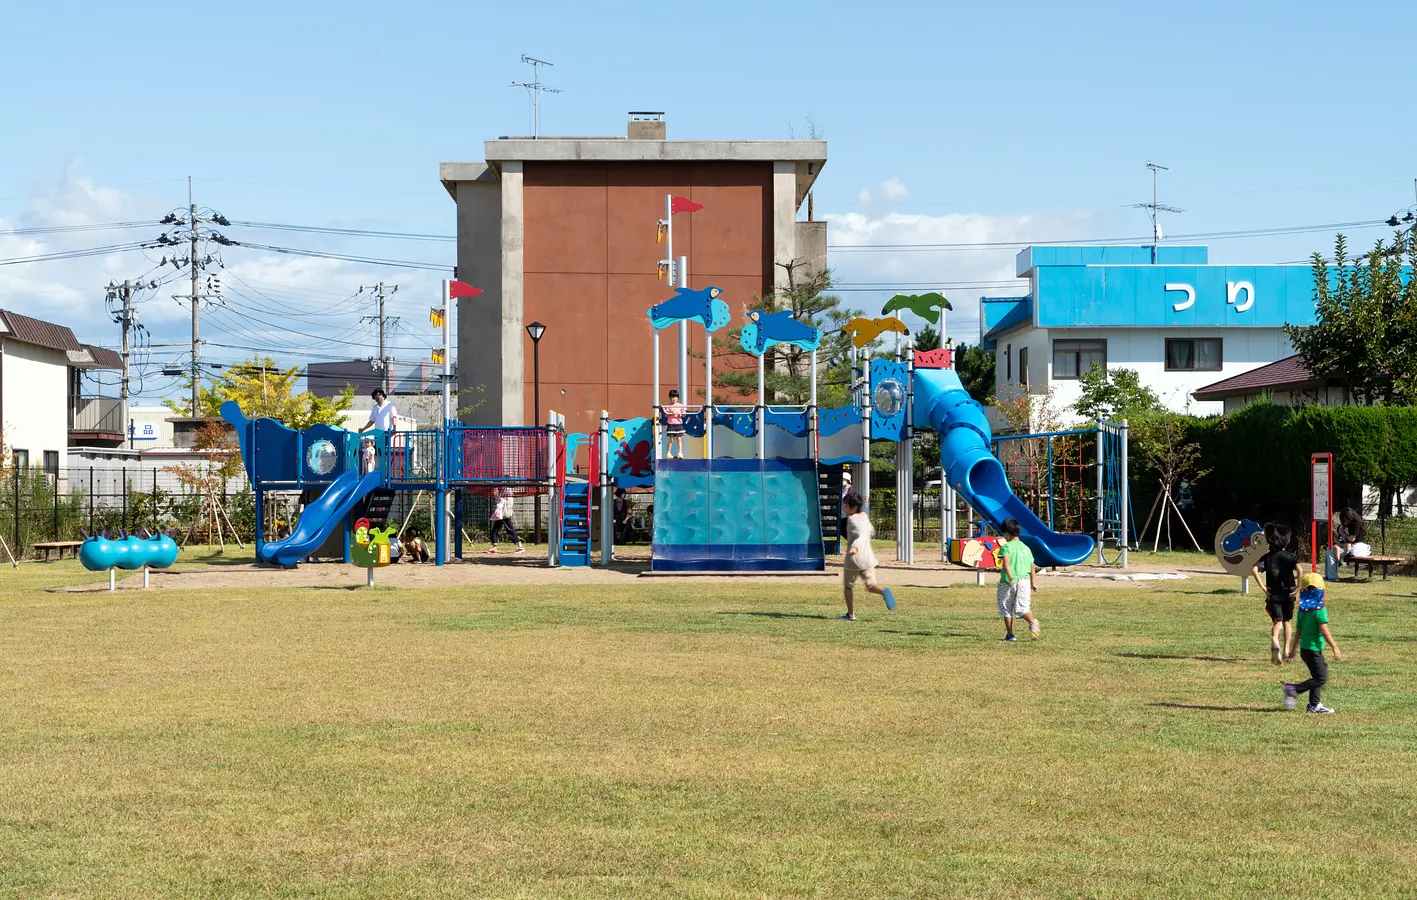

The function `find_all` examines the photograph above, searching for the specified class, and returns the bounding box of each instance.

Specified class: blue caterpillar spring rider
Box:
[78,529,181,590]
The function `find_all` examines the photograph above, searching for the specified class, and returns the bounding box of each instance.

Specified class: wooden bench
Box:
[1351,555,1404,581]
[32,540,83,562]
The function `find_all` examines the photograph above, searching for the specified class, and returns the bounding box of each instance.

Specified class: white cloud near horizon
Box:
[821,185,1099,343]
[1,165,447,404]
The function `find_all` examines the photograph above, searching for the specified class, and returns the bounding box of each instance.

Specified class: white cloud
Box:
[878,177,910,204]
[1,165,447,405]
[821,207,1099,344]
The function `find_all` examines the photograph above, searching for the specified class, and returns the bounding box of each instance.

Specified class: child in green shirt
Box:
[997,518,1040,642]
[1284,572,1344,713]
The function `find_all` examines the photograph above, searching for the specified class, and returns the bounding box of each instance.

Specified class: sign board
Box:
[1312,459,1330,521]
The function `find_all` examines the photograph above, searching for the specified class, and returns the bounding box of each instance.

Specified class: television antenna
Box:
[510,55,562,139]
[1128,162,1184,257]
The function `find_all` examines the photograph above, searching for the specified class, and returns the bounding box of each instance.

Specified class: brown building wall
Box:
[521,161,773,435]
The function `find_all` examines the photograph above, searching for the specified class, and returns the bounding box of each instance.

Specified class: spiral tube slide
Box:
[914,368,1095,568]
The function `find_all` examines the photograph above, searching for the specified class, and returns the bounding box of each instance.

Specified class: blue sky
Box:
[2,0,1414,402]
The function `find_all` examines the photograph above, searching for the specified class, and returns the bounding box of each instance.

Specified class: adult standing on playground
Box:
[358,389,398,475]
[359,389,398,435]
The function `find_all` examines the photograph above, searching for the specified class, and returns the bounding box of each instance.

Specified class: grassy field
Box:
[1,556,1415,898]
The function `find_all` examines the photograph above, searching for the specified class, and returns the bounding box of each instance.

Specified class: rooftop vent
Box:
[628,111,666,140]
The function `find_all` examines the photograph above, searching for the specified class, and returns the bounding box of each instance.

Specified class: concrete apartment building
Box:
[439,113,827,435]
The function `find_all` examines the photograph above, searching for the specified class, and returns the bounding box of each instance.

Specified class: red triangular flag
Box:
[448,281,483,299]
[670,196,703,214]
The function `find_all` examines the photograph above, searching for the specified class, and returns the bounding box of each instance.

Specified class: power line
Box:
[0,220,160,237]
[826,219,1388,252]
[227,220,455,242]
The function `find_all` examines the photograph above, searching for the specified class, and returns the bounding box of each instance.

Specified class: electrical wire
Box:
[228,220,456,242]
[0,220,159,237]
[826,220,1389,252]
[226,240,452,271]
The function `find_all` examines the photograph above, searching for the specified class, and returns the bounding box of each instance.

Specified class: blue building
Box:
[979,245,1320,421]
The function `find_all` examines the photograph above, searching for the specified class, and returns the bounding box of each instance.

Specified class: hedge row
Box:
[1131,403,1417,539]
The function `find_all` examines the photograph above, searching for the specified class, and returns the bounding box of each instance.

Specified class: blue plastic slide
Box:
[914,368,1095,567]
[259,469,384,568]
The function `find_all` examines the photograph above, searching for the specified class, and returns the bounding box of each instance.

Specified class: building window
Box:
[12,450,29,470]
[1019,347,1029,387]
[1005,344,1012,382]
[1052,339,1107,380]
[1165,338,1223,371]
[44,451,59,477]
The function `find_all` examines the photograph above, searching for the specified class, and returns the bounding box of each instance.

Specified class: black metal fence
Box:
[1,466,251,559]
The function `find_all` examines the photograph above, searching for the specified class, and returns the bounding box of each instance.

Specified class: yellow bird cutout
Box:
[656,221,667,244]
[429,307,446,328]
[657,261,669,281]
[432,349,445,365]
[843,316,910,349]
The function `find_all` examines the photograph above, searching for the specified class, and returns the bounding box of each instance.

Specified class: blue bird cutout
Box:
[1220,519,1264,554]
[647,286,731,332]
[738,309,821,356]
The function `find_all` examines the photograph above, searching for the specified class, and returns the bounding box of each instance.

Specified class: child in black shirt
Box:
[1255,525,1300,666]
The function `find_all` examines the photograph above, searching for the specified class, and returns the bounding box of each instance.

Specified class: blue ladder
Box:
[559,482,592,567]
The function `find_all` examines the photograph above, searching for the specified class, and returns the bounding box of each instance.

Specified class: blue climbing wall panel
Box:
[651,458,824,572]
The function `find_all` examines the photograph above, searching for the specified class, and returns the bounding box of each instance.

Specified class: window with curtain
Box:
[1165,338,1222,371]
[1052,339,1107,380]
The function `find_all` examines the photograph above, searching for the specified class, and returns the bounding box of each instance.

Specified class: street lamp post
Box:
[526,322,546,545]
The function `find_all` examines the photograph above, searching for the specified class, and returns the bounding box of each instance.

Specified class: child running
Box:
[663,390,687,459]
[487,488,525,554]
[840,492,895,621]
[1284,573,1343,713]
[1256,524,1300,665]
[997,518,1040,641]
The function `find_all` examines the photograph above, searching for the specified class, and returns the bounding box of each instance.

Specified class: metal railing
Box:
[69,395,124,434]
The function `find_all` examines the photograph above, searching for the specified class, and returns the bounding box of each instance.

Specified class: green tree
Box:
[711,263,864,410]
[1284,232,1417,405]
[954,344,995,403]
[165,357,355,429]
[913,324,940,352]
[1073,366,1162,421]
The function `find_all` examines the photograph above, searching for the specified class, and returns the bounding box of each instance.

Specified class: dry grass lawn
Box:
[1,551,1415,897]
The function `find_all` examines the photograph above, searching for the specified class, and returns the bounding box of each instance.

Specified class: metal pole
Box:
[653,329,661,460]
[1095,416,1105,565]
[88,466,94,535]
[600,410,612,567]
[1120,419,1130,569]
[756,352,766,459]
[809,348,818,461]
[189,187,201,415]
[861,357,872,503]
[53,468,59,541]
[533,338,542,546]
[677,253,688,401]
[705,313,714,460]
[546,409,558,567]
[441,279,453,562]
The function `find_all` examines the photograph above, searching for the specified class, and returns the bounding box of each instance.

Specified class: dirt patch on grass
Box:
[61,549,1206,592]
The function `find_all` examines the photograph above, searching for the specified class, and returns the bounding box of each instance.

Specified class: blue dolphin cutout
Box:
[739,309,821,356]
[648,286,731,332]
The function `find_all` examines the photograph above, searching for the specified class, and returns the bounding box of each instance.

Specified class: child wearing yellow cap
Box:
[1283,573,1345,713]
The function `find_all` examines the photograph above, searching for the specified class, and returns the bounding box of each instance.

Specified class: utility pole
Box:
[361,282,399,394]
[189,178,200,415]
[120,280,133,444]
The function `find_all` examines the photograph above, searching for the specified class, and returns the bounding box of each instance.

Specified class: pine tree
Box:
[709,263,865,410]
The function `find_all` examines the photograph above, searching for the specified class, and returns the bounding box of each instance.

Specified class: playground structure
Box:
[220,193,1129,573]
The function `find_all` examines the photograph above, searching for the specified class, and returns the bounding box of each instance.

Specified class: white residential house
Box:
[1,309,124,481]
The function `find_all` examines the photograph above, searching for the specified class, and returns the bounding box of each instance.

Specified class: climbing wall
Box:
[651,458,825,572]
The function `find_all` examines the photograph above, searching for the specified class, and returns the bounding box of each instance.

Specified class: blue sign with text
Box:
[1034,264,1319,329]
